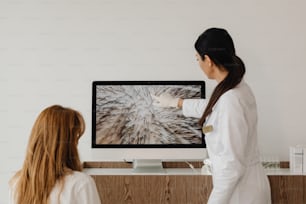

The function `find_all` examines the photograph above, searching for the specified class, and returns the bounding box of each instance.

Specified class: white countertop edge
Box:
[83,168,305,176]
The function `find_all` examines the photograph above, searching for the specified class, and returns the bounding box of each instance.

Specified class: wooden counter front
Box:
[84,162,306,204]
[92,174,212,204]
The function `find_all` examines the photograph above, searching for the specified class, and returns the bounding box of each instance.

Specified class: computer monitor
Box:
[92,80,206,148]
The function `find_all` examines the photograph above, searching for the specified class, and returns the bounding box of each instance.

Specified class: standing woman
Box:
[9,105,101,204]
[154,28,271,204]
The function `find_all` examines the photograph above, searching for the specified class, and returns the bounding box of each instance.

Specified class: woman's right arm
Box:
[181,99,208,118]
[151,93,208,118]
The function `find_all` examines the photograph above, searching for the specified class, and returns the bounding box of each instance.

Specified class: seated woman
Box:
[9,105,101,204]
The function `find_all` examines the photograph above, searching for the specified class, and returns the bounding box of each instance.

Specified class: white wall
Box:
[1,0,306,203]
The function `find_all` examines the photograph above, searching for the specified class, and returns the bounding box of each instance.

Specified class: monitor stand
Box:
[132,159,165,174]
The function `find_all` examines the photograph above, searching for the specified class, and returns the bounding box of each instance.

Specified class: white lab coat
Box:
[183,81,271,204]
[9,171,101,204]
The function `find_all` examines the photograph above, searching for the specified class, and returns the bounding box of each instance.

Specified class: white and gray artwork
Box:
[95,85,202,145]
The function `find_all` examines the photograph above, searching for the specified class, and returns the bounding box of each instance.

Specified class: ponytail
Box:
[199,55,245,126]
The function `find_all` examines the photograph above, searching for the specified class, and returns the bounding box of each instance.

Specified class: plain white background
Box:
[1,0,306,203]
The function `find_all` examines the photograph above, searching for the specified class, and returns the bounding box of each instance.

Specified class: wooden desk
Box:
[83,162,306,204]
[85,168,212,204]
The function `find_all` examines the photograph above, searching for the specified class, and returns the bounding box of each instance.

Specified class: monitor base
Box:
[132,159,165,174]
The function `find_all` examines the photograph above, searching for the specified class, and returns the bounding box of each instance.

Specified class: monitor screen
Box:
[92,81,206,148]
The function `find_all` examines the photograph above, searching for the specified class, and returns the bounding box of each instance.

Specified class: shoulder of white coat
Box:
[218,82,247,105]
[219,81,256,110]
[218,90,241,110]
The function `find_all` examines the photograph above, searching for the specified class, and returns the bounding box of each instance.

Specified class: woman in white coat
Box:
[155,28,271,204]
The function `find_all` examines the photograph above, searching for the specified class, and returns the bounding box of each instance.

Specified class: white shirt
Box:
[183,81,271,204]
[10,171,101,204]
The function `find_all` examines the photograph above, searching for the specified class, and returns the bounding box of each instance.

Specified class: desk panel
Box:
[92,175,212,204]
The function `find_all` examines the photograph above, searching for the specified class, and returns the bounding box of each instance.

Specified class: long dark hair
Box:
[195,28,246,126]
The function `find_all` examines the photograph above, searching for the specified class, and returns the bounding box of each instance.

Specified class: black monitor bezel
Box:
[92,80,206,148]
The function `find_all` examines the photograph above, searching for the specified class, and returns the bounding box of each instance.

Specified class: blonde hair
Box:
[11,105,85,204]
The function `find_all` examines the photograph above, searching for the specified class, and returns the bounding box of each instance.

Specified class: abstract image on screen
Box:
[94,84,203,146]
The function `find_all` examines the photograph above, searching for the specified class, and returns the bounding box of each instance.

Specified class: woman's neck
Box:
[215,68,228,83]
